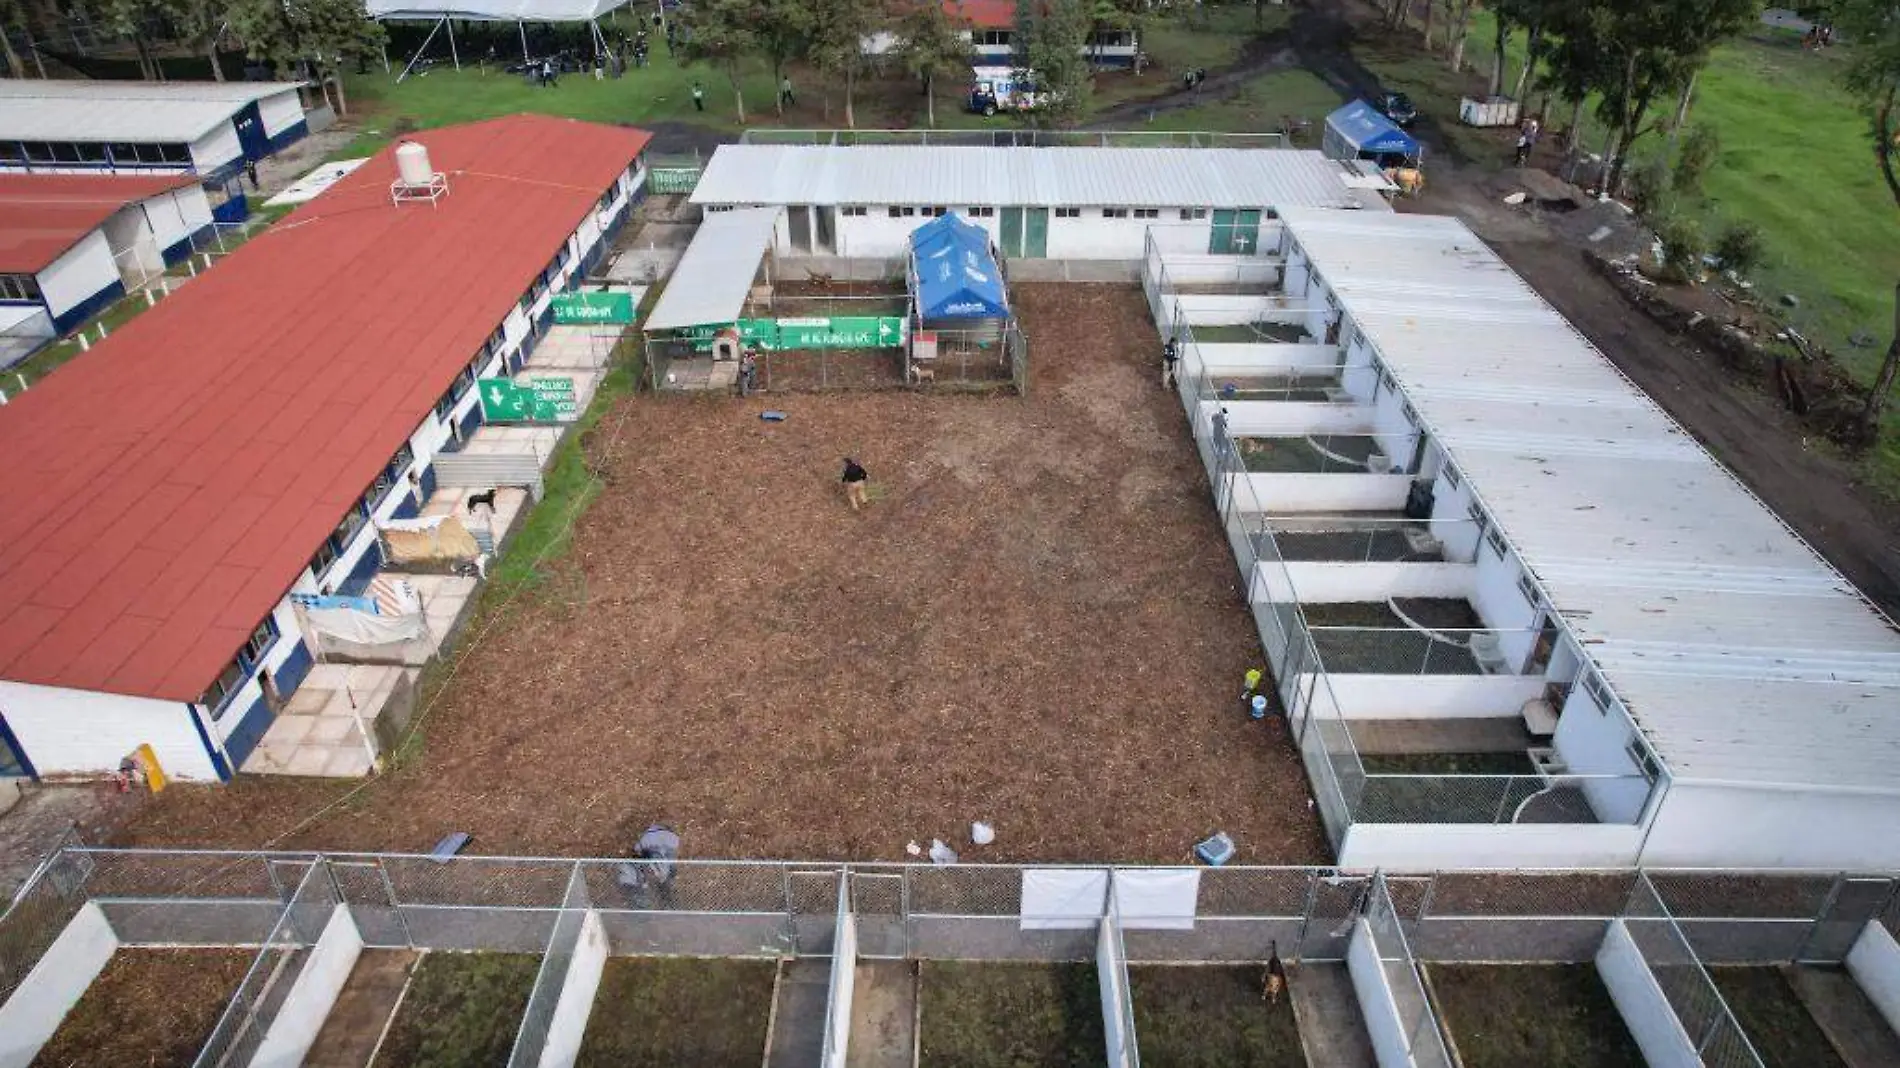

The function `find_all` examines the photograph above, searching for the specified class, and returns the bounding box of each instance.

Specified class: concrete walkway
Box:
[243,663,416,778]
[767,958,831,1068]
[846,960,916,1068]
[1290,961,1376,1068]
[1785,964,1900,1068]
[304,950,418,1068]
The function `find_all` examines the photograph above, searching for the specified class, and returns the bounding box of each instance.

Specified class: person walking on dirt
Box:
[1162,338,1179,389]
[1512,129,1531,167]
[739,348,758,396]
[841,457,870,511]
[616,824,681,908]
[780,76,796,108]
[691,81,705,111]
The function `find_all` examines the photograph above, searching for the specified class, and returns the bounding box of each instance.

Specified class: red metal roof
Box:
[0,172,199,274]
[0,115,651,702]
[947,0,1015,28]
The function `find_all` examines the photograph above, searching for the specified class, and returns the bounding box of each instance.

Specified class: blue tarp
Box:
[1325,100,1421,157]
[910,213,1008,320]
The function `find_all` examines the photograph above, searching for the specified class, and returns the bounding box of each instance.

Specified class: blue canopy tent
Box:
[909,213,1008,321]
[1322,100,1422,168]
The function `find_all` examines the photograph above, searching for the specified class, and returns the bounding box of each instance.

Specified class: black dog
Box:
[466,489,498,514]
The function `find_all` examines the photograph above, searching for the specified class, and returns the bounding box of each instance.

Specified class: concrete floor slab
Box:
[304,949,419,1068]
[767,958,832,1068]
[846,960,916,1068]
[1785,964,1900,1068]
[1289,961,1375,1068]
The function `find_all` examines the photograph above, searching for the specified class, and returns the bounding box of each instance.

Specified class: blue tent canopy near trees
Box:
[909,213,1009,320]
[1322,100,1422,165]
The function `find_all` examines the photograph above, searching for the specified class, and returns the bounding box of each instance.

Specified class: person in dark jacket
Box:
[841,457,869,510]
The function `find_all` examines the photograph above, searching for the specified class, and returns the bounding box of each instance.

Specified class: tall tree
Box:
[678,0,762,123]
[229,0,384,113]
[1020,0,1091,126]
[88,0,163,79]
[807,0,880,128]
[893,0,971,128]
[1837,0,1900,437]
[756,0,813,118]
[165,0,229,81]
[0,0,27,78]
[1442,0,1479,73]
[1489,0,1553,99]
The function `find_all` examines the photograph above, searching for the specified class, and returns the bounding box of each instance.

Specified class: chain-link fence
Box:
[13,849,1900,1068]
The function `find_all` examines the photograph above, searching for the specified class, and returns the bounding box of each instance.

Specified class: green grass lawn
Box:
[1139,68,1344,136]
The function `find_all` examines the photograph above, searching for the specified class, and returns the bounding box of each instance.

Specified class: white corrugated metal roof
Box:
[690,145,1369,210]
[643,208,781,331]
[0,80,305,142]
[1278,207,1900,792]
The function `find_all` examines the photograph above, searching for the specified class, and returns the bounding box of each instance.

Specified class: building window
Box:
[888,206,916,218]
[1517,570,1541,608]
[1465,501,1488,536]
[1102,207,1129,219]
[1400,401,1417,427]
[841,205,867,216]
[1132,208,1159,219]
[240,616,280,668]
[1485,526,1508,559]
[1179,208,1208,221]
[704,204,733,213]
[155,143,190,164]
[0,274,42,303]
[309,539,339,579]
[1625,737,1660,782]
[966,206,994,217]
[975,29,1010,46]
[1054,207,1080,218]
[201,656,248,716]
[1581,670,1613,713]
[921,206,946,217]
[331,503,368,558]
[22,141,52,163]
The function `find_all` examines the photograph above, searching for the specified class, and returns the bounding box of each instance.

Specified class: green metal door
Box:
[1000,207,1024,257]
[1024,207,1048,257]
[1232,209,1263,255]
[1209,209,1236,254]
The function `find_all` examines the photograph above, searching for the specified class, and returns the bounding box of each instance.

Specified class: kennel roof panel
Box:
[0,115,651,702]
[0,80,306,142]
[644,207,781,332]
[690,145,1368,211]
[1279,206,1900,792]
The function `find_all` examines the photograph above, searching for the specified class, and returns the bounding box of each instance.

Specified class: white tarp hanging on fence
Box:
[302,608,428,648]
[1111,869,1200,930]
[1020,869,1109,930]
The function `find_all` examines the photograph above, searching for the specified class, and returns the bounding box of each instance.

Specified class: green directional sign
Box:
[774,316,906,350]
[552,290,635,325]
[478,376,580,422]
[684,320,778,351]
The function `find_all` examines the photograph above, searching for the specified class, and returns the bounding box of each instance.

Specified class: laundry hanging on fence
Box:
[378,515,481,564]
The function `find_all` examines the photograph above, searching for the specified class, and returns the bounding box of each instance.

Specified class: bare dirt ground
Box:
[112,284,1328,865]
[30,948,254,1068]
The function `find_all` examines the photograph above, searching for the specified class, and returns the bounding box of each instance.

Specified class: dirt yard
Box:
[113,284,1327,865]
[30,948,254,1068]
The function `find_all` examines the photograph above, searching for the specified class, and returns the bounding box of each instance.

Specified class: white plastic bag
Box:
[971,821,996,846]
[929,839,959,865]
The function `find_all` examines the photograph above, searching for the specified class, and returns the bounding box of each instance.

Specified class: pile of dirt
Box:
[1547,198,1654,262]
[1584,252,1873,449]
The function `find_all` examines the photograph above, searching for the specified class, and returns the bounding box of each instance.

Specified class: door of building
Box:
[1023,207,1049,257]
[1000,207,1024,256]
[814,206,836,253]
[233,102,269,160]
[1208,209,1264,254]
[787,206,813,253]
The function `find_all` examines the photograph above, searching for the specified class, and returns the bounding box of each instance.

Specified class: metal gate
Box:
[787,868,843,956]
[851,871,907,958]
[329,859,411,947]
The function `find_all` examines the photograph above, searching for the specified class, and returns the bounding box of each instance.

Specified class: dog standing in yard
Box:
[1264,940,1287,1005]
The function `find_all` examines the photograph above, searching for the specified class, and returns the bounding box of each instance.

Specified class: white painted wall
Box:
[1641,782,1900,869]
[141,185,213,251]
[100,205,163,284]
[1347,919,1412,1068]
[1177,294,1281,326]
[1466,539,1539,667]
[191,122,243,173]
[258,90,307,138]
[1231,472,1414,512]
[1596,920,1699,1068]
[1320,675,1548,719]
[250,904,364,1068]
[1846,921,1900,1037]
[36,229,118,319]
[1424,470,1480,564]
[1148,223,1215,254]
[1152,254,1282,287]
[1339,822,1643,871]
[1198,342,1342,376]
[0,679,216,779]
[0,902,119,1068]
[1097,915,1134,1068]
[1551,684,1652,824]
[537,911,608,1068]
[822,908,858,1068]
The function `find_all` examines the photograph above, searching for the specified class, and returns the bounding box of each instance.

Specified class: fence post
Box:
[377,860,415,949]
[1797,873,1848,962]
[1293,870,1320,957]
[1491,779,1514,824]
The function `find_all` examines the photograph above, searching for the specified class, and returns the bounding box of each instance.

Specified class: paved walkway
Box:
[244,663,416,778]
[1289,961,1376,1068]
[1786,964,1900,1068]
[767,958,831,1068]
[304,949,418,1068]
[846,960,916,1068]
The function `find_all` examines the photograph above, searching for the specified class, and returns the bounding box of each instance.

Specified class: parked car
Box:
[969,67,1044,116]
[1376,91,1417,128]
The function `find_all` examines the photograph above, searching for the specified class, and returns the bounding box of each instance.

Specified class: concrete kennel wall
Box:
[1347,919,1413,1068]
[822,904,857,1068]
[1157,256,1282,287]
[1318,674,1548,720]
[1176,294,1281,326]
[1230,472,1414,513]
[250,904,364,1068]
[1551,684,1653,825]
[1596,920,1700,1068]
[1846,921,1900,1037]
[1098,915,1135,1068]
[1267,561,1473,603]
[537,911,607,1068]
[37,229,117,320]
[1339,822,1642,871]
[1198,342,1342,376]
[0,902,119,1068]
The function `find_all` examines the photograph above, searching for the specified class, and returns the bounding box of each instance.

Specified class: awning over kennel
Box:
[644,208,782,332]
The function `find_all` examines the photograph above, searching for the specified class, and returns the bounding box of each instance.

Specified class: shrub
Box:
[1672,123,1721,197]
[1712,221,1766,277]
[1653,214,1706,283]
[1626,159,1670,218]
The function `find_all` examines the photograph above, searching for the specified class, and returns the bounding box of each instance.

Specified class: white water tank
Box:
[395,141,433,186]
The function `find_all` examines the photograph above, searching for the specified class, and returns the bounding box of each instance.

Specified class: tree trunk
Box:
[133,35,154,80]
[208,38,225,81]
[331,68,348,115]
[0,26,21,79]
[730,62,747,124]
[1564,94,1585,154]
[925,69,935,127]
[1660,71,1697,169]
[1488,17,1506,97]
[1447,3,1470,71]
[844,64,855,128]
[1513,26,1541,100]
[24,25,42,77]
[1421,0,1434,51]
[1860,283,1900,439]
[772,58,784,116]
[1387,0,1409,30]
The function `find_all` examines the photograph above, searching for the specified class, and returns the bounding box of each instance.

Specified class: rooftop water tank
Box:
[395,141,433,186]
